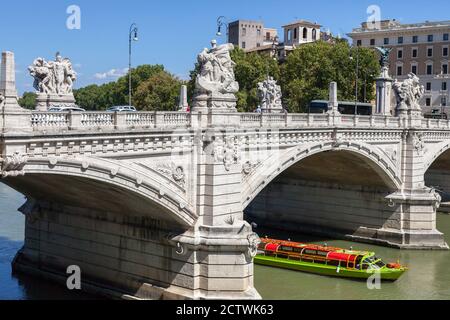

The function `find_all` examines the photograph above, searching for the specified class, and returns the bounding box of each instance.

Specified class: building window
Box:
[398,36,404,44]
[398,49,403,59]
[426,98,431,106]
[428,34,434,42]
[442,97,447,106]
[257,29,261,37]
[428,47,433,57]
[412,65,417,75]
[294,28,297,39]
[427,64,433,75]
[444,33,449,41]
[426,82,432,91]
[397,66,403,76]
[242,28,246,36]
[266,32,271,41]
[357,40,362,46]
[443,82,448,91]
[413,35,418,43]
[303,28,308,39]
[256,43,261,47]
[242,42,246,49]
[443,47,449,57]
[384,38,389,45]
[412,48,418,58]
[370,39,375,46]
[312,29,317,40]
[443,64,449,74]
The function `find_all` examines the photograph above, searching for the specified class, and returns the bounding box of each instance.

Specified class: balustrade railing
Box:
[30,110,437,132]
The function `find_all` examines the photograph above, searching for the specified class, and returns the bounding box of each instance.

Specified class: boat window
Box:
[317,251,328,257]
[293,247,303,253]
[374,259,386,268]
[280,246,293,252]
[303,250,317,255]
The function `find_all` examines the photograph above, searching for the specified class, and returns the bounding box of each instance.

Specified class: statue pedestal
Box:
[191,94,239,128]
[376,76,394,116]
[35,93,76,111]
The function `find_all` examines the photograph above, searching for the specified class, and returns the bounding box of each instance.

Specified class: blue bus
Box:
[308,100,373,116]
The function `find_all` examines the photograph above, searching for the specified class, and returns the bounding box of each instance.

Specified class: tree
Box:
[18,92,37,110]
[280,40,380,113]
[73,64,171,111]
[133,71,183,111]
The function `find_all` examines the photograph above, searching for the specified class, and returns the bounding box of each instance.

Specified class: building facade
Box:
[348,20,450,114]
[278,20,322,61]
[228,20,278,51]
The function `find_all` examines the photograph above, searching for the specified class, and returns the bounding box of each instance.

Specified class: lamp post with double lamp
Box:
[128,23,139,108]
[216,16,229,39]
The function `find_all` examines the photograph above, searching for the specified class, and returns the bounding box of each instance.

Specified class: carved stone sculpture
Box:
[192,40,239,112]
[1,152,28,178]
[28,52,78,111]
[393,73,424,115]
[257,76,284,113]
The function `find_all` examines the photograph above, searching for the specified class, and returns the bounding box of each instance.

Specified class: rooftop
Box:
[282,20,322,28]
[350,19,450,34]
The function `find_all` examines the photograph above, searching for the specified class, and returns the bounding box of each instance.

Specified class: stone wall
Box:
[245,177,398,240]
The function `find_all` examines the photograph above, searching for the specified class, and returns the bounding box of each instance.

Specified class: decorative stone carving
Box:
[156,163,186,188]
[1,152,28,178]
[247,233,261,259]
[413,133,425,155]
[213,136,240,171]
[257,76,283,113]
[192,40,239,112]
[242,160,262,175]
[393,73,424,114]
[28,52,78,111]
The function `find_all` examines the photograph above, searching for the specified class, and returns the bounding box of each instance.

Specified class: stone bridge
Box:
[1,50,450,300]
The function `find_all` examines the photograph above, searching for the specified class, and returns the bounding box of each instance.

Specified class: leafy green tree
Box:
[281,40,380,113]
[134,71,183,111]
[18,92,37,110]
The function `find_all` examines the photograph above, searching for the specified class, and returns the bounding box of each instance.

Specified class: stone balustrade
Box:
[30,110,443,132]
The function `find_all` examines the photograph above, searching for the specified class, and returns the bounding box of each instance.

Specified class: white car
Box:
[48,106,86,112]
[107,106,137,112]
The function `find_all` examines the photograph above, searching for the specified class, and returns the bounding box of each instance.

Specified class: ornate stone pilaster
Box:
[375,67,394,116]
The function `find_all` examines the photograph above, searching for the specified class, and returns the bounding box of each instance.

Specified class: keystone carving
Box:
[242,160,262,175]
[1,152,28,178]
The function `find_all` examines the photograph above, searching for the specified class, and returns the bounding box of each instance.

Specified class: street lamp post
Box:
[216,16,229,39]
[128,23,139,107]
[354,46,360,115]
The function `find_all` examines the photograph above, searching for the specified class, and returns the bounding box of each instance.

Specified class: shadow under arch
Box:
[425,146,450,203]
[242,141,401,209]
[244,144,401,241]
[2,156,197,228]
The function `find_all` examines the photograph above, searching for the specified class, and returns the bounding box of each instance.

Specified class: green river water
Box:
[0,183,449,300]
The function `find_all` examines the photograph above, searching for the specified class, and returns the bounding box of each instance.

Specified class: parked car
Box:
[48,106,86,112]
[107,106,137,112]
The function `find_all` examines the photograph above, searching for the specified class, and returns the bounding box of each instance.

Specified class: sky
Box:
[0,0,449,95]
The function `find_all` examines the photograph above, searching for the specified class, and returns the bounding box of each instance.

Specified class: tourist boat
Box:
[255,238,407,281]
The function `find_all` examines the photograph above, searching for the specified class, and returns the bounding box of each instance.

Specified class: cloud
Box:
[94,68,129,80]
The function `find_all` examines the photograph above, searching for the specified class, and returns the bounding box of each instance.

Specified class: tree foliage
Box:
[281,40,380,113]
[18,92,37,110]
[134,71,182,111]
[73,64,181,111]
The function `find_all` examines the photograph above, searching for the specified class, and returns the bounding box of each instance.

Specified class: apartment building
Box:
[228,20,278,51]
[348,20,450,112]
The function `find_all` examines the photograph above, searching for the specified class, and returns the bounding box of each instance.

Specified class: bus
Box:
[308,100,373,116]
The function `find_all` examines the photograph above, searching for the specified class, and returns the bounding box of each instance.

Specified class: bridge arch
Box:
[3,156,197,227]
[242,141,401,209]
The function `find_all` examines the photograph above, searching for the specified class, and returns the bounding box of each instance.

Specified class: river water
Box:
[0,183,449,300]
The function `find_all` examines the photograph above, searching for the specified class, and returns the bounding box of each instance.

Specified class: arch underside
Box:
[245,149,400,239]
